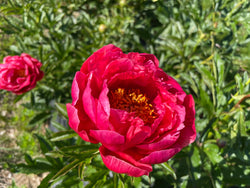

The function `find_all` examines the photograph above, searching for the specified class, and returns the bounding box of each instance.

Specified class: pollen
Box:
[109,88,158,125]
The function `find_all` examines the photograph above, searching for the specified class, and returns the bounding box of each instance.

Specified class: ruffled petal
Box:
[71,71,87,106]
[99,146,152,177]
[137,131,180,151]
[66,103,98,143]
[80,44,124,75]
[90,130,125,151]
[83,73,98,124]
[140,53,159,67]
[172,95,196,148]
[103,58,134,79]
[96,80,110,130]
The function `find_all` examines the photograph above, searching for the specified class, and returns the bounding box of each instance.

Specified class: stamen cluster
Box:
[109,88,158,125]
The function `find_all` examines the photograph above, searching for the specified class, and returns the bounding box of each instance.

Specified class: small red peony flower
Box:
[0,53,44,95]
[67,44,196,177]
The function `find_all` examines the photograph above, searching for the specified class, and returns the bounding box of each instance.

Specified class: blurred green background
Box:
[0,0,249,187]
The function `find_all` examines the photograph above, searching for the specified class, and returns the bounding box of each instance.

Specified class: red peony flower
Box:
[66,44,196,177]
[0,53,44,95]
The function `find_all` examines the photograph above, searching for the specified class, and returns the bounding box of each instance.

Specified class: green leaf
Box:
[160,163,177,180]
[50,130,77,142]
[55,102,68,119]
[204,143,223,164]
[199,85,214,118]
[235,74,244,94]
[51,120,67,131]
[45,151,64,158]
[34,134,53,154]
[237,110,247,137]
[194,62,215,83]
[60,144,100,153]
[38,173,55,188]
[29,112,51,126]
[16,162,55,174]
[85,169,109,188]
[50,159,81,182]
[62,149,99,160]
[14,93,25,103]
[24,154,34,166]
[215,54,225,87]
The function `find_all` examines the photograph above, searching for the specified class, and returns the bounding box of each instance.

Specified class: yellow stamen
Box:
[109,88,158,125]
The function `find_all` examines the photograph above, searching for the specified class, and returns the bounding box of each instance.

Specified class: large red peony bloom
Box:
[66,44,196,177]
[0,53,44,94]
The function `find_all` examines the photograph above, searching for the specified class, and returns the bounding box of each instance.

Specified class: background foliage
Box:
[0,0,249,187]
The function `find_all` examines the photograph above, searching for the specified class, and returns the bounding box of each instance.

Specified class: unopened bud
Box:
[98,24,106,33]
[119,0,126,6]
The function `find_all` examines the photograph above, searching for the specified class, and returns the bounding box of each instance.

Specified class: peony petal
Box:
[66,103,98,143]
[90,130,125,151]
[140,53,159,67]
[71,71,87,106]
[99,146,152,177]
[108,71,158,99]
[109,109,133,135]
[80,44,124,75]
[137,131,180,151]
[82,73,98,124]
[96,80,110,130]
[172,94,196,148]
[139,147,181,164]
[174,104,186,125]
[125,126,151,149]
[103,58,134,79]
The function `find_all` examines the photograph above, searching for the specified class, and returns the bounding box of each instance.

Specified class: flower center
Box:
[16,69,26,77]
[109,88,158,125]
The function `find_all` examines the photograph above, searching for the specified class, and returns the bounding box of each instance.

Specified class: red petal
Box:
[82,73,98,124]
[103,58,134,79]
[96,80,110,130]
[90,130,125,151]
[80,44,124,75]
[137,131,180,151]
[71,71,87,106]
[99,146,152,177]
[66,103,98,143]
[174,94,196,147]
[139,148,181,164]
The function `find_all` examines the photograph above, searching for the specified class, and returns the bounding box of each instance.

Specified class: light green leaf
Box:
[50,130,76,142]
[160,163,177,180]
[55,102,68,119]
